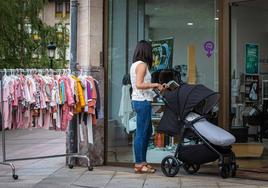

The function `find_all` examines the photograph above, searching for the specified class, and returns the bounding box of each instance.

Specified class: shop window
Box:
[230,0,268,171]
[107,0,219,164]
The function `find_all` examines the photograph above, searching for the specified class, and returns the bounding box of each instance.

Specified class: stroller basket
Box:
[178,144,218,165]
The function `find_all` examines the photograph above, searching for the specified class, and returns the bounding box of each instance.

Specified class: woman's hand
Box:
[156,83,163,91]
[162,83,168,90]
[151,83,167,92]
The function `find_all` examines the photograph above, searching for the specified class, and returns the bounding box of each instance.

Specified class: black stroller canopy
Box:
[158,83,220,136]
[166,84,220,120]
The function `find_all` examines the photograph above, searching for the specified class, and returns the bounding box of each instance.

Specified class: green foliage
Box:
[0,0,69,69]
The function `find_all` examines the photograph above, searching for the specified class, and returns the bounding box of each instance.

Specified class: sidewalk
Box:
[0,129,268,188]
[1,163,268,188]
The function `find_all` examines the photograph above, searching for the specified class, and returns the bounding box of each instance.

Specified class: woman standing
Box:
[130,40,165,173]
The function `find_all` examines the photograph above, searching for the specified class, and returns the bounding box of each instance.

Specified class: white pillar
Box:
[77,0,103,68]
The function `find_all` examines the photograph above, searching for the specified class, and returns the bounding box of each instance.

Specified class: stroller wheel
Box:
[219,166,229,179]
[230,163,237,177]
[230,152,237,177]
[183,163,200,174]
[161,155,180,177]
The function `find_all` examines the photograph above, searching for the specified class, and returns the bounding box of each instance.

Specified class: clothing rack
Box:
[0,69,96,180]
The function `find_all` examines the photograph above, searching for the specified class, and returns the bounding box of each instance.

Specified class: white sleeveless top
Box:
[130,61,155,101]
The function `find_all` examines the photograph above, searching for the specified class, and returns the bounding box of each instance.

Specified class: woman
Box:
[130,40,165,173]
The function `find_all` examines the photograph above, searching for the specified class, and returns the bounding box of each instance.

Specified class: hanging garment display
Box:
[0,69,99,144]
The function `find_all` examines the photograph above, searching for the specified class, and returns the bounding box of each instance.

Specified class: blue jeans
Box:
[132,100,152,164]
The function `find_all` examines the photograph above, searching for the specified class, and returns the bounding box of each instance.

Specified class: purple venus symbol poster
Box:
[204,41,214,58]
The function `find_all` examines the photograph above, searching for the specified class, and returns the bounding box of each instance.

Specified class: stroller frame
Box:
[161,115,237,178]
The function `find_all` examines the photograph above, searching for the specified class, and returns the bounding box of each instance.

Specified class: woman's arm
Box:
[135,63,163,90]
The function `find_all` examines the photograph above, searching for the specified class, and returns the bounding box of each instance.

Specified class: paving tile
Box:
[181,182,218,187]
[114,171,145,179]
[31,167,85,188]
[181,186,218,188]
[0,174,44,187]
[0,183,35,188]
[105,172,145,188]
[219,186,258,188]
[0,167,13,176]
[144,175,180,188]
[180,173,217,187]
[88,168,116,175]
[218,182,259,188]
[49,167,87,177]
[72,170,114,188]
[105,179,144,188]
[33,183,72,188]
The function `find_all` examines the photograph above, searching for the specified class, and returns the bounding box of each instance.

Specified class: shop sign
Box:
[203,41,214,58]
[245,74,259,102]
[245,43,259,74]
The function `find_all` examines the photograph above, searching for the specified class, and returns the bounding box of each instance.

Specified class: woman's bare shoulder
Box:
[136,61,147,68]
[135,62,147,74]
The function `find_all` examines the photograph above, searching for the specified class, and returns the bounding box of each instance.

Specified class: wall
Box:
[90,0,103,67]
[42,2,69,26]
[77,0,90,67]
[77,0,103,68]
[77,0,104,165]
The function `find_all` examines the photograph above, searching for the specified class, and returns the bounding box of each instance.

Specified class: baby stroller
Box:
[155,83,237,178]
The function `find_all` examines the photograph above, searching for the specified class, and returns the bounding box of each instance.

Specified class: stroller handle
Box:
[153,88,168,104]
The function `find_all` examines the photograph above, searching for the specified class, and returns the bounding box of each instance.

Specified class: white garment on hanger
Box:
[118,84,133,134]
[79,123,84,142]
[55,104,61,129]
[87,114,93,144]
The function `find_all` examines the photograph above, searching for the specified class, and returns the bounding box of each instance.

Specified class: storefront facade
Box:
[103,0,227,164]
[102,0,268,176]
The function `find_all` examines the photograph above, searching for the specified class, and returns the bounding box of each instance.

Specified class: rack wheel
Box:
[183,163,200,174]
[161,155,180,177]
[68,165,74,169]
[219,166,229,179]
[13,175,18,180]
[88,166,93,171]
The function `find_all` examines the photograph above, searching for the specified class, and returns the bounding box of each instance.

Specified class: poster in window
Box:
[245,74,259,102]
[151,38,174,73]
[245,43,259,74]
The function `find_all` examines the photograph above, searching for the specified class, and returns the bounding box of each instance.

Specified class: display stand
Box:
[0,70,93,180]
